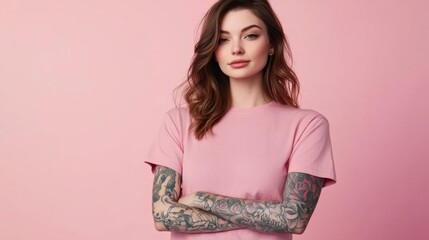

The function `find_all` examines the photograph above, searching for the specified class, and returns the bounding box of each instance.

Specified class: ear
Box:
[269,44,274,55]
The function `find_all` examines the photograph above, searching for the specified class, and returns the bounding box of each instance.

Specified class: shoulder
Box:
[270,102,329,124]
[165,106,190,120]
[162,105,192,131]
[165,105,189,118]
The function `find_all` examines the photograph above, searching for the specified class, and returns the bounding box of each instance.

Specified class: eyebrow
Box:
[220,24,262,34]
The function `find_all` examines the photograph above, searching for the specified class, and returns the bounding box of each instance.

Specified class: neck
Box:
[229,73,269,108]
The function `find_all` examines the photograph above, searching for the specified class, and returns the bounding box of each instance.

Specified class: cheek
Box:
[252,42,270,59]
[251,43,270,69]
[214,48,225,64]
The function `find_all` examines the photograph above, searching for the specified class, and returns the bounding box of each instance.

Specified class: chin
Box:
[225,74,249,80]
[222,66,265,80]
[225,71,263,81]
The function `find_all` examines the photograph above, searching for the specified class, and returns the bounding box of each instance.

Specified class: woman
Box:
[145,0,336,239]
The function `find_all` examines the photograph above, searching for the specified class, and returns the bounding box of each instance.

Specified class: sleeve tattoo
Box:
[151,166,241,232]
[191,172,325,234]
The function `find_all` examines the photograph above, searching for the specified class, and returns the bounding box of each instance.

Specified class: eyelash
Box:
[246,33,259,39]
[218,33,260,44]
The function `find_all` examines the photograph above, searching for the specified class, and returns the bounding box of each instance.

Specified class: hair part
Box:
[174,0,300,140]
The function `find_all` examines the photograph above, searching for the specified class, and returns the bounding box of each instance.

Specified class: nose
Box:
[231,39,244,55]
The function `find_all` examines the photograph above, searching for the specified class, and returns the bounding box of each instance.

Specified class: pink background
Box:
[1,0,428,239]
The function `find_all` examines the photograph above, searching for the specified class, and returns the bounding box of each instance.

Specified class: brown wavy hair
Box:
[174,0,300,140]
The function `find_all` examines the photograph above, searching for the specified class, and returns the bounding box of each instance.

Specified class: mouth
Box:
[229,60,250,68]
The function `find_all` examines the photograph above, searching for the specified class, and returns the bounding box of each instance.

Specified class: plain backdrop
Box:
[1,0,428,239]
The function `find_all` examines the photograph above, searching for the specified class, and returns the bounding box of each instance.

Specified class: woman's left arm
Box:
[179,172,324,234]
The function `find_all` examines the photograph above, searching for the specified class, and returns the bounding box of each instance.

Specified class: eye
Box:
[245,33,259,39]
[218,38,228,44]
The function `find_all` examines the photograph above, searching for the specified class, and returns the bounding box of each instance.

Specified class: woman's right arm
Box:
[152,165,242,232]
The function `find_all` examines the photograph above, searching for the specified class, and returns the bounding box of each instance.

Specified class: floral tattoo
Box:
[152,166,241,232]
[192,172,324,233]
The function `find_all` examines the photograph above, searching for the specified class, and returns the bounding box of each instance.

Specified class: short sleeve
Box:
[288,115,337,187]
[144,110,183,175]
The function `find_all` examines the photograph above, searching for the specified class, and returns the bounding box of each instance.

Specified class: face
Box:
[214,9,273,82]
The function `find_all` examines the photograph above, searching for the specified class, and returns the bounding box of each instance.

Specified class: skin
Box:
[179,172,325,234]
[215,8,274,108]
[151,165,243,232]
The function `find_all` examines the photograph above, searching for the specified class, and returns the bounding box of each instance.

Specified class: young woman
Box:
[145,0,336,239]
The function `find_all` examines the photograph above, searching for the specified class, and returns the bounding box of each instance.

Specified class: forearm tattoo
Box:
[152,166,240,232]
[193,172,324,233]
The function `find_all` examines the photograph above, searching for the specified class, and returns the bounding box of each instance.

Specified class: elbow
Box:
[290,223,308,235]
[152,207,169,231]
[152,210,170,231]
[292,228,305,235]
[288,215,311,234]
[154,222,168,231]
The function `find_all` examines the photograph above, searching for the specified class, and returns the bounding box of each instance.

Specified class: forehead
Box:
[220,8,266,32]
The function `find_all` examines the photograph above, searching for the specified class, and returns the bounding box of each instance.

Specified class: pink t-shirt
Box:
[145,100,336,240]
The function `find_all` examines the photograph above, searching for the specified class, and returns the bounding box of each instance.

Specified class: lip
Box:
[229,60,250,68]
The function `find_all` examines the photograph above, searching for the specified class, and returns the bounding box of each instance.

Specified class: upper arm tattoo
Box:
[282,172,324,232]
[152,166,239,232]
[152,166,179,203]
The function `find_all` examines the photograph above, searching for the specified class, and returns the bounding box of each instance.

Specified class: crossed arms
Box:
[151,165,324,234]
[151,166,242,232]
